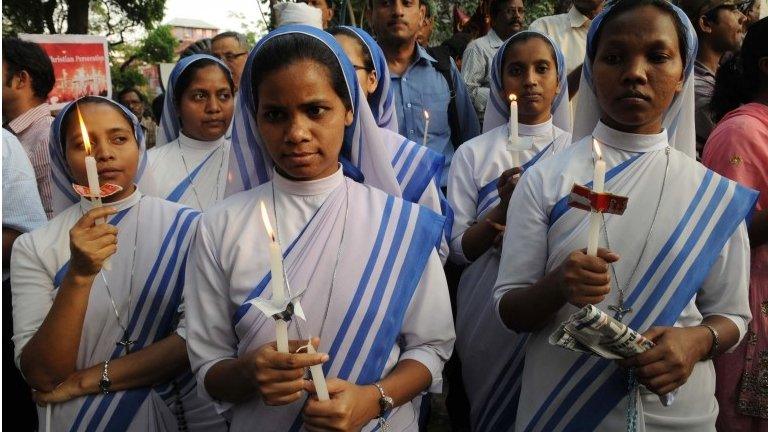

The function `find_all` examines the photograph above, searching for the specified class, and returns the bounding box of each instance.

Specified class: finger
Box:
[578,255,610,273]
[486,220,505,231]
[642,373,680,395]
[635,360,672,380]
[596,247,620,263]
[304,378,346,396]
[574,269,611,286]
[572,282,611,297]
[259,368,305,384]
[303,398,338,417]
[90,234,118,249]
[87,223,119,238]
[94,244,118,260]
[624,345,666,368]
[76,207,118,228]
[272,352,329,370]
[262,379,306,397]
[642,327,667,342]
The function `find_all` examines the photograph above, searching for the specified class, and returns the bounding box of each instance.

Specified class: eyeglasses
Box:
[216,52,248,63]
[352,65,373,72]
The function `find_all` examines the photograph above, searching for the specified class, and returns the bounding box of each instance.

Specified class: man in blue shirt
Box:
[369,0,480,187]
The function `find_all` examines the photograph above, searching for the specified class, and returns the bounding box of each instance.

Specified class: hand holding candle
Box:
[422,110,430,148]
[587,140,606,256]
[303,337,330,401]
[260,201,290,353]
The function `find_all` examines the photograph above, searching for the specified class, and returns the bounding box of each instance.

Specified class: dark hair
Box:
[2,38,56,100]
[151,94,165,123]
[212,31,249,49]
[60,96,136,152]
[441,32,473,60]
[490,0,515,19]
[117,87,147,103]
[710,17,768,121]
[327,27,374,71]
[173,59,235,107]
[180,38,212,58]
[501,33,558,71]
[590,0,689,69]
[250,33,351,111]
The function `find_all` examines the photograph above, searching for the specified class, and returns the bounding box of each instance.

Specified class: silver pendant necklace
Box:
[270,175,349,342]
[85,196,142,355]
[595,146,671,322]
[177,136,226,210]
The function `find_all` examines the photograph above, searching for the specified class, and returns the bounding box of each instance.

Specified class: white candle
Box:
[508,94,520,167]
[77,105,110,270]
[422,110,430,148]
[76,106,104,220]
[305,337,330,401]
[260,201,289,353]
[46,404,51,432]
[587,140,606,256]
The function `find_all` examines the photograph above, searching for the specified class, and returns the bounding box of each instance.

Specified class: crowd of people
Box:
[2,0,766,431]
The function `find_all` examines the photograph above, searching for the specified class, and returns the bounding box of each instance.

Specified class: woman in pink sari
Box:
[703,17,768,432]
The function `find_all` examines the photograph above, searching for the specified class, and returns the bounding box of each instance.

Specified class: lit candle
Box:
[77,105,110,270]
[76,105,104,221]
[260,202,289,353]
[507,94,520,168]
[305,337,330,401]
[587,140,606,256]
[422,110,430,148]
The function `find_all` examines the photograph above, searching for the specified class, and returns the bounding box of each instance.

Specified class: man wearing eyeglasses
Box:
[211,31,251,91]
[679,0,749,158]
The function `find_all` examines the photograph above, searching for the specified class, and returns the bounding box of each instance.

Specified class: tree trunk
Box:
[65,0,89,33]
[43,0,58,33]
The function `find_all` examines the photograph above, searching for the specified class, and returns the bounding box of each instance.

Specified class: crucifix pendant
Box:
[609,304,633,322]
[117,331,136,354]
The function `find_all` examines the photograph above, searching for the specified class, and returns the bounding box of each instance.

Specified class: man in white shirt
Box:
[461,0,525,121]
[529,0,603,97]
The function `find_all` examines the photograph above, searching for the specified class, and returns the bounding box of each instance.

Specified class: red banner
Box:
[19,34,111,110]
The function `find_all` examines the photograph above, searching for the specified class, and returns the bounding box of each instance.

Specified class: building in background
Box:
[166,18,219,54]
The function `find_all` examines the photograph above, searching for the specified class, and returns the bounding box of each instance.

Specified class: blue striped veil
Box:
[573,0,698,157]
[226,24,401,197]
[337,26,399,132]
[48,96,153,215]
[482,30,571,133]
[156,54,233,146]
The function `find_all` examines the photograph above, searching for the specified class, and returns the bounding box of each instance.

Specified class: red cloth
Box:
[703,102,768,430]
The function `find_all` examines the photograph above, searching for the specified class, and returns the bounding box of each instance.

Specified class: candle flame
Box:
[509,94,517,102]
[75,104,92,155]
[593,139,603,160]
[260,201,275,241]
[424,110,429,120]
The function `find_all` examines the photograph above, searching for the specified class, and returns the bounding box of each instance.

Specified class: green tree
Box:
[3,0,165,36]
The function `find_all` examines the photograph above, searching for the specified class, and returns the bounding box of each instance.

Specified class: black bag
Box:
[426,46,463,151]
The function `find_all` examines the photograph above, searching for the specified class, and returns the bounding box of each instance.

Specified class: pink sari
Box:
[703,102,768,431]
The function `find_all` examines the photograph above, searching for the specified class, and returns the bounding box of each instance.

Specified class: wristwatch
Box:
[373,382,393,429]
[702,324,720,360]
[99,360,112,394]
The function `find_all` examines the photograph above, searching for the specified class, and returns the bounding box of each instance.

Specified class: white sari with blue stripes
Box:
[447,119,570,431]
[383,127,450,263]
[185,170,455,432]
[146,133,230,211]
[494,122,756,432]
[10,191,228,431]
